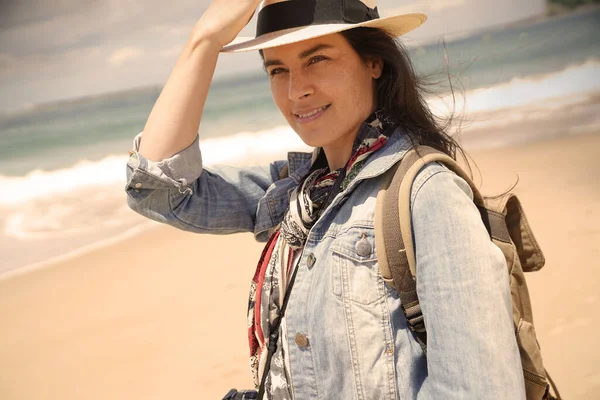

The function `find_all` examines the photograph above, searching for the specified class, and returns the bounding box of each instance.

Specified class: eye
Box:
[308,55,327,65]
[268,67,287,77]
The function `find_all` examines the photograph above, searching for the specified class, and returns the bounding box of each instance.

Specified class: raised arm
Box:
[138,0,262,161]
[411,163,526,399]
[126,0,293,237]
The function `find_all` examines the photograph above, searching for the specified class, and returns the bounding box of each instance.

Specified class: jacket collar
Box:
[350,127,412,183]
[284,127,412,186]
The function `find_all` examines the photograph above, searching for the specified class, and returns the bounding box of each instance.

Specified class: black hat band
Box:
[256,0,380,38]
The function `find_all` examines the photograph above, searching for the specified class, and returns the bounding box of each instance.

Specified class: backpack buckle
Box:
[402,302,426,333]
[401,302,428,355]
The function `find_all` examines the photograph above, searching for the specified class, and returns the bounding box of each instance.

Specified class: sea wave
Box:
[0,126,307,208]
[1,59,599,209]
[428,58,600,116]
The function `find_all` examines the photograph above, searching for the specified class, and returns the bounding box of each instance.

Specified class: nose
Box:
[288,70,314,101]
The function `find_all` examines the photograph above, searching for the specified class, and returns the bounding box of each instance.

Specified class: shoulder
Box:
[409,160,494,268]
[410,161,474,210]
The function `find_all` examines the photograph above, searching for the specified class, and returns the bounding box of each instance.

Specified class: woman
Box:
[125,0,526,398]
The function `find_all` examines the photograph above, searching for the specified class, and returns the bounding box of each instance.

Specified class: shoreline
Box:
[3,126,599,279]
[0,220,158,282]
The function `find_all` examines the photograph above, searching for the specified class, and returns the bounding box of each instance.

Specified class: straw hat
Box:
[221,0,427,52]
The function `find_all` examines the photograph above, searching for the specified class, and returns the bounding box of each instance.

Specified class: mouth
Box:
[293,104,330,124]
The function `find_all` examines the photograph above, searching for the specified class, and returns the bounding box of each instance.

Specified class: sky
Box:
[0,0,547,112]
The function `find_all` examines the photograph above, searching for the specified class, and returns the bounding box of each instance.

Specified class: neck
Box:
[321,122,365,170]
[323,108,381,170]
[322,140,355,171]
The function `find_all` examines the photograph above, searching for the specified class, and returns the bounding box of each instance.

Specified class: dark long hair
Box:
[340,27,468,164]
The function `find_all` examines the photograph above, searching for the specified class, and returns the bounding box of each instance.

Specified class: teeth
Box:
[298,106,326,119]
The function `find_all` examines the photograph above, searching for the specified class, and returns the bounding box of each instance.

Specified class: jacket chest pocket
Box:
[330,227,385,306]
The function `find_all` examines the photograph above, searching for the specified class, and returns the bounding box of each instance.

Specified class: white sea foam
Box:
[428,59,600,116]
[199,126,310,166]
[0,126,308,208]
[0,155,129,207]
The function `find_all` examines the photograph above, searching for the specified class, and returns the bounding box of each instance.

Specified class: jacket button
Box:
[306,253,316,268]
[294,333,309,348]
[355,233,372,257]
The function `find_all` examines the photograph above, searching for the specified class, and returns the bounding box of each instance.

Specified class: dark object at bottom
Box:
[222,389,258,400]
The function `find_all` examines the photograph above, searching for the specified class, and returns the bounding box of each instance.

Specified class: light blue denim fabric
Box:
[125,129,526,399]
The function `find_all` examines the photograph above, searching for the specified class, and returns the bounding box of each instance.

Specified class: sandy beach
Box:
[1,132,599,399]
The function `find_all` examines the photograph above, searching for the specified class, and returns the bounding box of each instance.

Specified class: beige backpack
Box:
[374,146,562,400]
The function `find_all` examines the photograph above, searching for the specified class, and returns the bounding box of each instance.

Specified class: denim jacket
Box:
[125,129,526,399]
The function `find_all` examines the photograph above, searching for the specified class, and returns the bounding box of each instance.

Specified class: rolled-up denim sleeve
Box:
[125,132,285,234]
[411,163,525,399]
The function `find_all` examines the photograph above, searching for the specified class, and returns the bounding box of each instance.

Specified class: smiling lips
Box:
[294,105,330,123]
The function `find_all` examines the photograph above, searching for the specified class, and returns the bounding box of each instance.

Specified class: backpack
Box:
[374,145,562,400]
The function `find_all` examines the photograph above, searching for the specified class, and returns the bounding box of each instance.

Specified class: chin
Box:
[293,128,329,148]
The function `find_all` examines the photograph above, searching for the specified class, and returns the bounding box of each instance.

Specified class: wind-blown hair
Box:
[340,27,467,163]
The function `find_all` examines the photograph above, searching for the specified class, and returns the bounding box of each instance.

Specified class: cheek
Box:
[316,69,352,106]
[269,80,289,113]
[331,69,373,111]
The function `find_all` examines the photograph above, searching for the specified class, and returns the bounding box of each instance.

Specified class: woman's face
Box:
[263,33,382,157]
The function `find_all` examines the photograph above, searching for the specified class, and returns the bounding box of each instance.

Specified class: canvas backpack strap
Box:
[376,146,445,352]
[375,145,483,353]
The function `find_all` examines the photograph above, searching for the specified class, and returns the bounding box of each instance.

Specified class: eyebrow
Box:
[263,43,334,69]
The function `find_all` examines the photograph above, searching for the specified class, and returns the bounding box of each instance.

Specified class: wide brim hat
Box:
[221,0,427,53]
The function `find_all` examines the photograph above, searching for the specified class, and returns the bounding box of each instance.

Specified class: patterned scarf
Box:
[246,111,395,394]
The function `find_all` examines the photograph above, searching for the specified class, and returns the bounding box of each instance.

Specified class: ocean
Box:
[1,9,599,275]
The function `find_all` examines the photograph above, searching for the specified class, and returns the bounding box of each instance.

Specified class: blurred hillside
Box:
[548,0,600,15]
